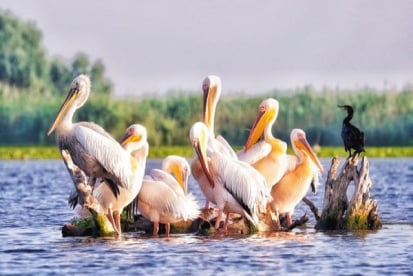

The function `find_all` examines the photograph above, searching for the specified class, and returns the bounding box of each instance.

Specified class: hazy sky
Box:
[1,0,412,96]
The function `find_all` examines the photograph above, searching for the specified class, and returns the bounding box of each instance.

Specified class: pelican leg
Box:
[153,222,159,236]
[286,213,293,227]
[165,223,171,237]
[114,211,122,236]
[106,208,120,235]
[215,209,223,229]
[223,212,230,231]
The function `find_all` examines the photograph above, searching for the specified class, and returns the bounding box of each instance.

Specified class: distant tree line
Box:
[0,9,112,97]
[1,9,412,148]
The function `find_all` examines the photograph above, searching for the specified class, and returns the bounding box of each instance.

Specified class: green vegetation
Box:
[1,9,413,158]
[1,145,412,160]
[71,211,115,237]
[345,213,369,230]
[71,217,95,229]
[0,145,195,159]
[2,88,413,150]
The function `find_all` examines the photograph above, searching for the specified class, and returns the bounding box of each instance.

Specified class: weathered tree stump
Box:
[315,156,382,230]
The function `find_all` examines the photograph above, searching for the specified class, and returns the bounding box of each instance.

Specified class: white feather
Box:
[138,157,201,225]
[215,135,238,159]
[74,125,133,188]
[237,140,272,165]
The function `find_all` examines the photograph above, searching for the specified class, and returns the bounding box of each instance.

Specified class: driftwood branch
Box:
[302,196,321,221]
[61,150,101,211]
[61,150,115,237]
[315,156,381,230]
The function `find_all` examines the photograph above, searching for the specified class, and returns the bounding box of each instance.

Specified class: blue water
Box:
[0,158,412,275]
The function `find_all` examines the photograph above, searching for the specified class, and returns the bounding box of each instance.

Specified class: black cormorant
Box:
[338,105,365,158]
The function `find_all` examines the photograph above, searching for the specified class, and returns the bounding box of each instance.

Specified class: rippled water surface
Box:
[1,158,412,275]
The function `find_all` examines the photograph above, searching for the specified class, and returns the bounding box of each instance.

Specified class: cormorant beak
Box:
[47,87,79,136]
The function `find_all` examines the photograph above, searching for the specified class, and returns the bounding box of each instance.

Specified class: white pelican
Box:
[94,124,148,235]
[190,121,268,231]
[191,75,236,209]
[201,76,236,157]
[269,128,324,226]
[238,98,288,190]
[48,75,133,205]
[74,124,148,235]
[137,155,200,236]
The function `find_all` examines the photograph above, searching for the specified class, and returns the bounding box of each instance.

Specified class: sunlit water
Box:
[0,158,412,275]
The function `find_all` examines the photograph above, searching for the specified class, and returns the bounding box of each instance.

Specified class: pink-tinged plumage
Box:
[269,129,324,226]
[137,155,200,236]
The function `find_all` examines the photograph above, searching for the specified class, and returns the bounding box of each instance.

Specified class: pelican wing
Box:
[237,140,272,165]
[211,152,258,212]
[237,160,271,209]
[139,179,185,218]
[215,135,238,159]
[74,125,131,185]
[77,122,118,143]
[149,169,185,196]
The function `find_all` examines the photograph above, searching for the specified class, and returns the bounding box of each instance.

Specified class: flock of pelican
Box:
[48,74,324,237]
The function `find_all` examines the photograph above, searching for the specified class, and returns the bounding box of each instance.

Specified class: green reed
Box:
[1,145,412,160]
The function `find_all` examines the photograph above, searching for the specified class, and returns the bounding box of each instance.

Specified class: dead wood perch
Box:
[63,207,310,237]
[315,156,382,230]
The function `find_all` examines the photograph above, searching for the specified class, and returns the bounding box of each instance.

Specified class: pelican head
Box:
[202,75,222,133]
[291,128,324,173]
[245,98,279,150]
[189,122,215,188]
[120,124,148,153]
[47,75,91,136]
[162,155,191,193]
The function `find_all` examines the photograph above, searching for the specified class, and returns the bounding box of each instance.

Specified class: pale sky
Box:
[1,0,412,96]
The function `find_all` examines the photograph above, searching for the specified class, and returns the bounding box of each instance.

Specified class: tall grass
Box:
[1,146,412,160]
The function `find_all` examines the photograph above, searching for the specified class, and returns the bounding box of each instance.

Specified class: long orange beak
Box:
[47,87,79,136]
[192,129,215,188]
[202,81,217,131]
[294,133,324,173]
[119,132,142,147]
[171,162,189,193]
[244,108,275,151]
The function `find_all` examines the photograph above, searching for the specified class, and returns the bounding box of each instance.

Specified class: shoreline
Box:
[1,145,413,159]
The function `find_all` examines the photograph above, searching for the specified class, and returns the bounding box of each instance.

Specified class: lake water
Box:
[0,158,412,275]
